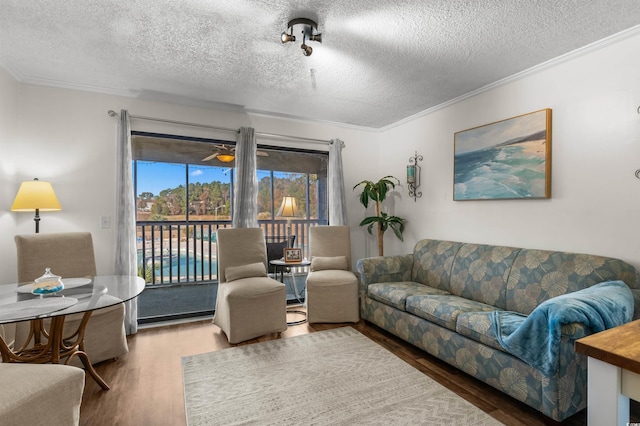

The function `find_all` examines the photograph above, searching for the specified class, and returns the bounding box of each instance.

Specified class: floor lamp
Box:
[276,196,298,241]
[11,178,62,233]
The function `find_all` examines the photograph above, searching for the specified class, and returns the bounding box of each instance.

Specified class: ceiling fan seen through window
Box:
[201,145,269,163]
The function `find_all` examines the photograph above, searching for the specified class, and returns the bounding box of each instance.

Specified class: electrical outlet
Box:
[100,216,111,229]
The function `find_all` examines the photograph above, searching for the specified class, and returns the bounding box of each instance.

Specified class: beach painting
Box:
[454,109,551,201]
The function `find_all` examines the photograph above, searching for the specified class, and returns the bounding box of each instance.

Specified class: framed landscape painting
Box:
[453,108,552,201]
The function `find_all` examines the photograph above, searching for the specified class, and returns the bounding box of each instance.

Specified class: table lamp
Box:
[11,178,62,233]
[276,196,298,239]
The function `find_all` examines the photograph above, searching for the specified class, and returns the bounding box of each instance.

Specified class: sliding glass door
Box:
[132,131,328,323]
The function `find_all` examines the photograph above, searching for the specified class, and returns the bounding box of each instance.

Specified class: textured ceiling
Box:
[1,1,639,128]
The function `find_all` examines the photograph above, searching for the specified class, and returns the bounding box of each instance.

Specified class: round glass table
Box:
[269,259,310,325]
[0,275,145,390]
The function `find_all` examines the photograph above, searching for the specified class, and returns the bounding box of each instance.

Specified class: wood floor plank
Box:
[80,319,589,426]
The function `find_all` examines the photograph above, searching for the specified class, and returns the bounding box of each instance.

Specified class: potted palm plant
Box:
[353,176,406,256]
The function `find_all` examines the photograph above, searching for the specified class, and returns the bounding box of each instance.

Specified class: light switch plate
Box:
[100,216,111,229]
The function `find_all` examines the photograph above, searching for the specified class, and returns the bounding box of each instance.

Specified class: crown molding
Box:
[380,24,640,133]
[0,54,22,81]
[245,109,379,133]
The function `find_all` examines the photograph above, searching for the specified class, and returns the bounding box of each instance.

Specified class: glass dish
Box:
[32,268,64,295]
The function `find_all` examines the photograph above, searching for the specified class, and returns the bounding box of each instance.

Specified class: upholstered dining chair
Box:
[306,225,360,323]
[14,232,128,365]
[214,228,287,344]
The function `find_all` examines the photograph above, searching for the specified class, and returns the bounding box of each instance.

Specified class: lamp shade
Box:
[276,196,298,217]
[11,179,62,212]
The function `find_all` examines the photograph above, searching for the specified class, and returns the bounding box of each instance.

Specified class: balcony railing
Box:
[137,219,325,285]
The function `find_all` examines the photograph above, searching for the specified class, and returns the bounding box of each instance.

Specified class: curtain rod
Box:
[107,110,237,133]
[254,132,330,145]
[107,110,332,145]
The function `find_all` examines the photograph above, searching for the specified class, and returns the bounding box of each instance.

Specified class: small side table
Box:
[269,259,311,325]
[575,320,640,426]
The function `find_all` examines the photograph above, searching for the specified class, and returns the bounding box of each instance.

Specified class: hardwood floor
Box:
[80,318,588,426]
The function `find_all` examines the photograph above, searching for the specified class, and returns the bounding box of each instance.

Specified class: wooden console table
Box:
[575,319,640,426]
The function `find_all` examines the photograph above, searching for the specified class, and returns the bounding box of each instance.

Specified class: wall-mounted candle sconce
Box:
[407,151,423,202]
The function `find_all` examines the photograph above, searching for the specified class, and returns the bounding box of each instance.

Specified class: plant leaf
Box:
[359,190,369,208]
[366,222,375,235]
[377,181,387,201]
[359,216,380,226]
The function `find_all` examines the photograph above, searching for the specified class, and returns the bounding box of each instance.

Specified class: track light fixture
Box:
[281,18,322,56]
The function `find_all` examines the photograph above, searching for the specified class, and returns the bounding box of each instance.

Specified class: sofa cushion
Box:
[406,294,497,331]
[449,243,520,309]
[368,282,449,311]
[456,311,507,352]
[506,249,638,315]
[411,240,463,292]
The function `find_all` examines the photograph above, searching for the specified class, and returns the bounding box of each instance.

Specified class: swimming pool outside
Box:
[138,249,217,284]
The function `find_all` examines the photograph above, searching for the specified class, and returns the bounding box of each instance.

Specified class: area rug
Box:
[182,327,504,425]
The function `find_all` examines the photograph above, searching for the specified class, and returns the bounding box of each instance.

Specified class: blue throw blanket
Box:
[491,280,633,376]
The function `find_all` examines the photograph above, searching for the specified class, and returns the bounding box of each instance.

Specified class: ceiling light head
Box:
[282,17,322,56]
[301,43,312,56]
[309,33,322,43]
[281,31,295,44]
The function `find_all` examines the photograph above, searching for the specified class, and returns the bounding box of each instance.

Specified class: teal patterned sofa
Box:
[357,239,639,421]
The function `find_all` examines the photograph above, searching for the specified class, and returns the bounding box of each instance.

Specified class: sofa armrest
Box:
[560,323,590,340]
[356,254,413,291]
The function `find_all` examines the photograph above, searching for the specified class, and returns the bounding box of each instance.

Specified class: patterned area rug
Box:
[182,327,504,425]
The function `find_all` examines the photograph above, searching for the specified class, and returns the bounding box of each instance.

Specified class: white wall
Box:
[0,82,379,284]
[380,31,640,269]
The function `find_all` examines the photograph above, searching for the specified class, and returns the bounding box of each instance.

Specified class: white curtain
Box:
[232,127,259,228]
[115,109,138,334]
[328,138,348,225]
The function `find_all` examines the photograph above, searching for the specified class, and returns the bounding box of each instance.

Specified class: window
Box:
[135,162,232,221]
[255,147,328,228]
[131,131,328,284]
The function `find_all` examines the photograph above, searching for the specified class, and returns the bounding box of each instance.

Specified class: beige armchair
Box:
[306,226,359,323]
[214,228,287,344]
[14,232,128,365]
